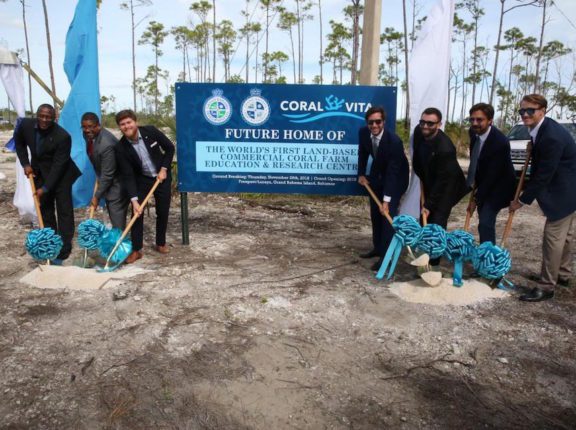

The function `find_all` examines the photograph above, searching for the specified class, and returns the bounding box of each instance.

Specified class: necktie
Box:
[467,135,482,187]
[87,138,94,157]
[372,135,379,157]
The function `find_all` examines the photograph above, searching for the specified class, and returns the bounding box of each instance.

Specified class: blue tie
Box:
[372,135,379,157]
[467,135,481,188]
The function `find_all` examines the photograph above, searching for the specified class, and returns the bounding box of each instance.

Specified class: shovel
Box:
[363,183,427,267]
[79,180,100,267]
[464,187,475,231]
[501,142,532,247]
[98,177,161,272]
[419,188,443,287]
[26,175,63,265]
[363,183,439,287]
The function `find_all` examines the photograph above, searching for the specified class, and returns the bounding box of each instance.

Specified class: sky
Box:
[1,0,575,113]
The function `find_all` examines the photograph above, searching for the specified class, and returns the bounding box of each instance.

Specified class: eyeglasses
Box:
[419,120,439,128]
[468,117,486,124]
[518,108,540,116]
[367,119,383,125]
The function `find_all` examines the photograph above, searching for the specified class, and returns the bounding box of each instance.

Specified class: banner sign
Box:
[176,83,397,195]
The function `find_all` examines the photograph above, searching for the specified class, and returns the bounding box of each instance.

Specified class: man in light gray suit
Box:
[81,112,128,229]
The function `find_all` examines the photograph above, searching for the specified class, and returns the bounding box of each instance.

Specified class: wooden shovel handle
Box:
[501,142,532,247]
[363,183,393,225]
[420,181,427,226]
[464,188,475,231]
[105,178,161,265]
[88,180,99,219]
[28,175,44,229]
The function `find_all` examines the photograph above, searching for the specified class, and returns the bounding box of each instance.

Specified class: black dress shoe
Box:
[519,287,554,302]
[371,259,383,271]
[360,249,380,259]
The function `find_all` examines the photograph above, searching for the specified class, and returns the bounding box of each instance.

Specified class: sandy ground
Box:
[0,131,574,430]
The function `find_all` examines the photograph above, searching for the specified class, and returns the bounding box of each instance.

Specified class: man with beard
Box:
[412,107,468,264]
[15,104,81,263]
[465,103,516,244]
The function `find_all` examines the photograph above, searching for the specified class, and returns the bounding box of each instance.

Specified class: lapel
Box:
[477,128,493,161]
[534,117,548,148]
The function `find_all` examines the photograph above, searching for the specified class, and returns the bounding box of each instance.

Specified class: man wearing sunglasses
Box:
[358,106,409,271]
[466,103,515,244]
[510,94,576,302]
[412,107,468,264]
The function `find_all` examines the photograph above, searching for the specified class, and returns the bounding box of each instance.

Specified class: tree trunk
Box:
[264,6,269,82]
[21,0,33,114]
[245,32,250,83]
[318,0,323,84]
[130,0,137,110]
[534,0,547,93]
[402,0,410,130]
[41,0,57,110]
[471,16,479,105]
[350,1,360,85]
[289,28,296,84]
[212,0,216,82]
[489,0,505,104]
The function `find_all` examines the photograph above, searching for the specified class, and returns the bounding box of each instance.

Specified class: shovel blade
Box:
[421,271,443,286]
[410,253,430,267]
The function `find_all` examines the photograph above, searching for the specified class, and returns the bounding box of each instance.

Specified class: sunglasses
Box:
[468,117,485,124]
[518,108,540,116]
[367,119,383,125]
[419,120,439,128]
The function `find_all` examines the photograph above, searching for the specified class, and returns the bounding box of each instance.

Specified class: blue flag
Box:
[58,0,100,208]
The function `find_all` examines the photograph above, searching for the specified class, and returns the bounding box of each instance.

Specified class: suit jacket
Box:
[519,117,576,221]
[115,125,175,199]
[357,127,409,201]
[87,128,124,201]
[469,126,516,210]
[413,126,468,214]
[15,118,80,191]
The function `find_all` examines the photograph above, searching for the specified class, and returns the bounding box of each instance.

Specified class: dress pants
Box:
[477,203,499,244]
[131,174,171,252]
[39,181,75,260]
[540,212,575,291]
[106,195,128,230]
[368,182,399,257]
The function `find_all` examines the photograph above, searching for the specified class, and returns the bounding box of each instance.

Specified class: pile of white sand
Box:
[388,277,508,306]
[20,265,148,290]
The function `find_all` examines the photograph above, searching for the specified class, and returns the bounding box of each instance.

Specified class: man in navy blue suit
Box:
[510,94,576,302]
[357,106,409,271]
[466,103,516,244]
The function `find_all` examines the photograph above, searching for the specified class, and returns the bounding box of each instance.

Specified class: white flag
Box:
[400,0,455,217]
[0,47,37,224]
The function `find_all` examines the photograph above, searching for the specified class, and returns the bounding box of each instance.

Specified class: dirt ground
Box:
[0,133,574,430]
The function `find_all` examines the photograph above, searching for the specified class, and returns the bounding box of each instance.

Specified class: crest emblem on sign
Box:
[203,89,232,125]
[241,89,270,126]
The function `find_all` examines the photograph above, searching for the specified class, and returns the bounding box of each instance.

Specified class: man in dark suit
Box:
[466,103,516,244]
[412,107,468,264]
[510,94,576,302]
[114,109,175,264]
[15,104,81,262]
[81,112,128,229]
[358,106,409,271]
